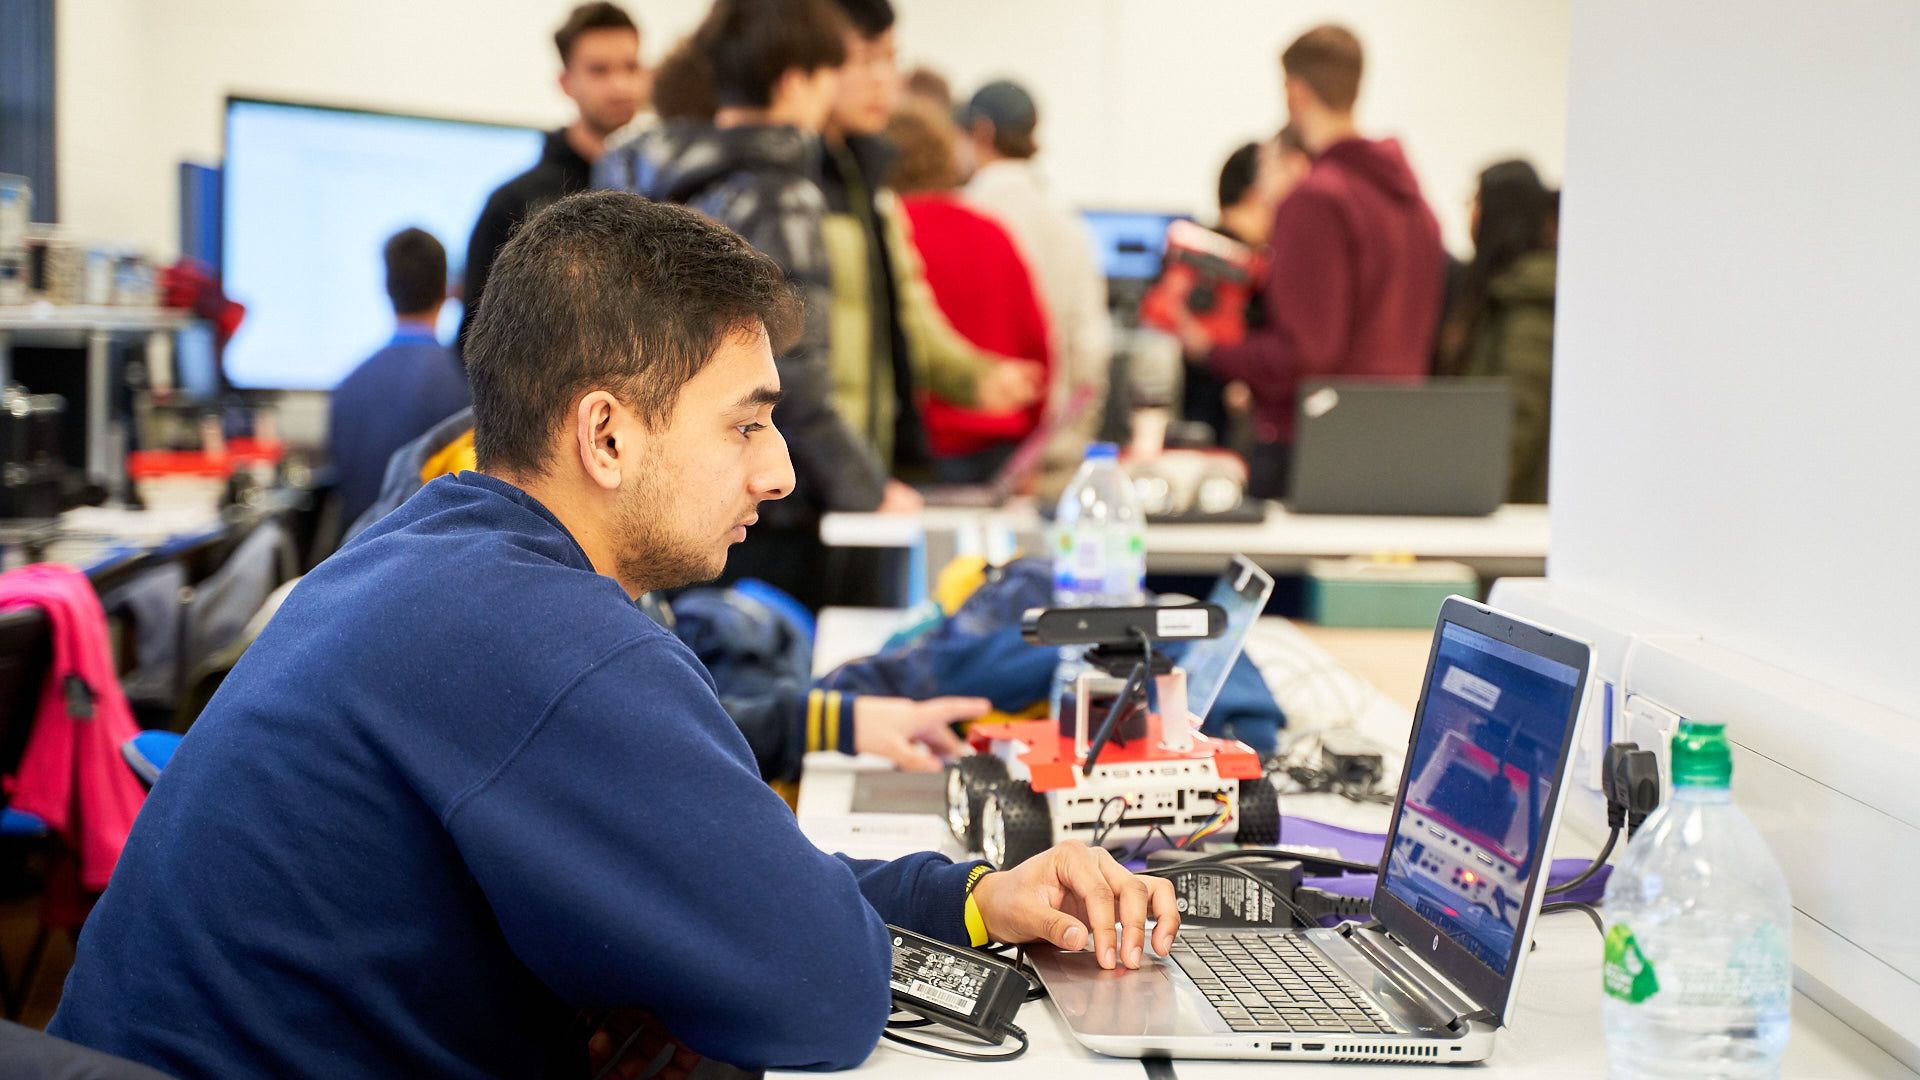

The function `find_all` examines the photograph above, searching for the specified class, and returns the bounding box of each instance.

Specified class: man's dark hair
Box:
[383,228,446,317]
[653,36,717,121]
[826,0,893,38]
[466,192,803,477]
[554,2,639,66]
[695,0,849,109]
[1217,142,1261,212]
[1281,24,1364,112]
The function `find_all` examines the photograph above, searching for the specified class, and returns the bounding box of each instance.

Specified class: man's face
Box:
[561,28,648,137]
[830,29,899,136]
[613,329,793,592]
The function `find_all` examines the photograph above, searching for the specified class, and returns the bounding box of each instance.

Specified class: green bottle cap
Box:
[1671,721,1732,787]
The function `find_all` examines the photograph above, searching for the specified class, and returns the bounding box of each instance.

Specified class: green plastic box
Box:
[1305,557,1479,628]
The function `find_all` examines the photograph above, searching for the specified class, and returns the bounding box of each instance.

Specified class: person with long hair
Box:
[1436,159,1558,503]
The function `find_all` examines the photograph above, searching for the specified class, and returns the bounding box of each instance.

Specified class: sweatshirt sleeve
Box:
[720,684,858,784]
[441,636,971,1070]
[1209,189,1355,394]
[884,201,992,407]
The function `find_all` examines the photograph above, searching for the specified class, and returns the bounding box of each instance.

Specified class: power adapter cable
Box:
[1293,886,1371,923]
[1546,742,1661,898]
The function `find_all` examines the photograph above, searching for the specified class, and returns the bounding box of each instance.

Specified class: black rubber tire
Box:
[984,781,1053,870]
[1234,775,1281,846]
[947,754,1009,850]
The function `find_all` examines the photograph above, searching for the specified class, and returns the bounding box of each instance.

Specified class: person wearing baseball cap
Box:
[961,79,1113,481]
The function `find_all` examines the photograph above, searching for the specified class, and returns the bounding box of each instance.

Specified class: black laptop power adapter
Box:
[886,926,1029,1045]
[1146,852,1306,927]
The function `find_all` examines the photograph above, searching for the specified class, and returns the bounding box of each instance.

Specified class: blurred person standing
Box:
[1435,160,1557,503]
[626,0,889,610]
[1176,129,1310,447]
[1203,26,1446,499]
[330,229,471,528]
[459,3,648,355]
[961,79,1112,477]
[885,99,1052,484]
[815,0,1041,485]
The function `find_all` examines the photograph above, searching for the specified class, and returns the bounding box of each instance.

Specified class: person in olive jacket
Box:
[1436,160,1559,505]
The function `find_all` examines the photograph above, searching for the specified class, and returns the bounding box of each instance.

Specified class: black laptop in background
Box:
[1286,379,1514,516]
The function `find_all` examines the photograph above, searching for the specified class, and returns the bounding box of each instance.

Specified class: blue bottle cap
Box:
[1085,442,1119,460]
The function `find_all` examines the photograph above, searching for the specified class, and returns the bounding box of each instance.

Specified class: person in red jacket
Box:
[885,98,1054,484]
[1199,25,1446,499]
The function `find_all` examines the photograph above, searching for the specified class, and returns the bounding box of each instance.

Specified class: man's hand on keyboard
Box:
[971,843,1181,970]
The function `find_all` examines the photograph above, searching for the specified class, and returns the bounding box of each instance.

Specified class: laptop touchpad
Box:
[1030,946,1227,1038]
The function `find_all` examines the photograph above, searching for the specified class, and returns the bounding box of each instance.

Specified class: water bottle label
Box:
[1604,922,1790,1009]
[1053,529,1145,596]
[1603,925,1660,1004]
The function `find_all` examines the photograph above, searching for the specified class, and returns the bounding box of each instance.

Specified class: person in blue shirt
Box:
[328,226,473,527]
[50,191,1179,1079]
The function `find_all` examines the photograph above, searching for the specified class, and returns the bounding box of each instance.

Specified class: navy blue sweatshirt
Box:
[50,472,982,1077]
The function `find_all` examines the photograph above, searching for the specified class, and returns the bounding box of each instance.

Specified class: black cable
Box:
[1545,827,1619,897]
[1089,796,1130,847]
[1542,901,1604,935]
[1145,862,1317,927]
[1114,824,1179,863]
[886,1016,937,1029]
[1179,846,1378,876]
[882,1022,1028,1061]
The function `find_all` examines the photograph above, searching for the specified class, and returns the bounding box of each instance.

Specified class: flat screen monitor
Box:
[220,97,544,390]
[1080,209,1188,281]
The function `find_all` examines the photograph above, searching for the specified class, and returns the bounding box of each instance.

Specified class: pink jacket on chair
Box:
[1,563,149,891]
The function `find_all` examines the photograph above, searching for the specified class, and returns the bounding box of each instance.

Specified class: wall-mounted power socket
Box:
[1621,694,1683,801]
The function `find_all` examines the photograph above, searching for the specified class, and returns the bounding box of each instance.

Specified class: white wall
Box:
[1550,0,1920,720]
[55,0,1569,259]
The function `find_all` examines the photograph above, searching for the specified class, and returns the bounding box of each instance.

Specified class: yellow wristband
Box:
[964,865,992,948]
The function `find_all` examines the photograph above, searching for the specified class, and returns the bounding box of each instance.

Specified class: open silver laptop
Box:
[1031,596,1593,1062]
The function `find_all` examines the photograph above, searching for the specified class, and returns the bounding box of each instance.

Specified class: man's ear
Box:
[573,390,628,493]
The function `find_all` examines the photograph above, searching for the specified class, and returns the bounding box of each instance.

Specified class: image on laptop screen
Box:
[1382,622,1582,973]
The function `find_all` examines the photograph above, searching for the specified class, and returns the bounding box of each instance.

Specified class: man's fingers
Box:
[1105,860,1152,970]
[919,696,992,725]
[1147,875,1181,956]
[1037,908,1090,954]
[1060,846,1119,968]
[893,742,943,773]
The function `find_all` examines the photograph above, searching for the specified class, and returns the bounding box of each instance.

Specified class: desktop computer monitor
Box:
[1080,209,1189,282]
[220,97,544,391]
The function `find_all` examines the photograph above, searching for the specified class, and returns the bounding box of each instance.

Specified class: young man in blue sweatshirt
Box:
[49,192,1178,1077]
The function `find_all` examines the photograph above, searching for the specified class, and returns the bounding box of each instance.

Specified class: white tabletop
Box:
[818,502,1549,577]
[784,608,1912,1078]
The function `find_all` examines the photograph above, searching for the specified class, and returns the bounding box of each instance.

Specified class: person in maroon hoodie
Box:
[1202,25,1446,499]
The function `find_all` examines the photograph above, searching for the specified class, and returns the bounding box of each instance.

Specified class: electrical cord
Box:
[881,1022,1028,1061]
[1541,901,1604,936]
[1178,846,1379,876]
[590,1028,675,1080]
[1544,826,1619,897]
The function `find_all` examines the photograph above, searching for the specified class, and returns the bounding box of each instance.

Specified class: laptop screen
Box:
[1178,555,1275,724]
[1381,619,1583,979]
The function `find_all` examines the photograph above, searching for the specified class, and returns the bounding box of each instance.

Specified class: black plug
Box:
[1603,742,1661,837]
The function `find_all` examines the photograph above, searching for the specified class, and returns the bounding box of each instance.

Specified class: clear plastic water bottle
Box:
[1049,443,1146,718]
[1601,722,1792,1080]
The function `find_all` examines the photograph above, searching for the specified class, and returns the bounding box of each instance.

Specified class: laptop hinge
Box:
[1339,922,1487,1034]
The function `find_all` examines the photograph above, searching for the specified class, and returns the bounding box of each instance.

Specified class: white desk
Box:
[818,502,1550,587]
[787,610,1913,1078]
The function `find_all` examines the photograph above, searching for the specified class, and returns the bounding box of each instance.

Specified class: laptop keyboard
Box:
[1170,932,1400,1034]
